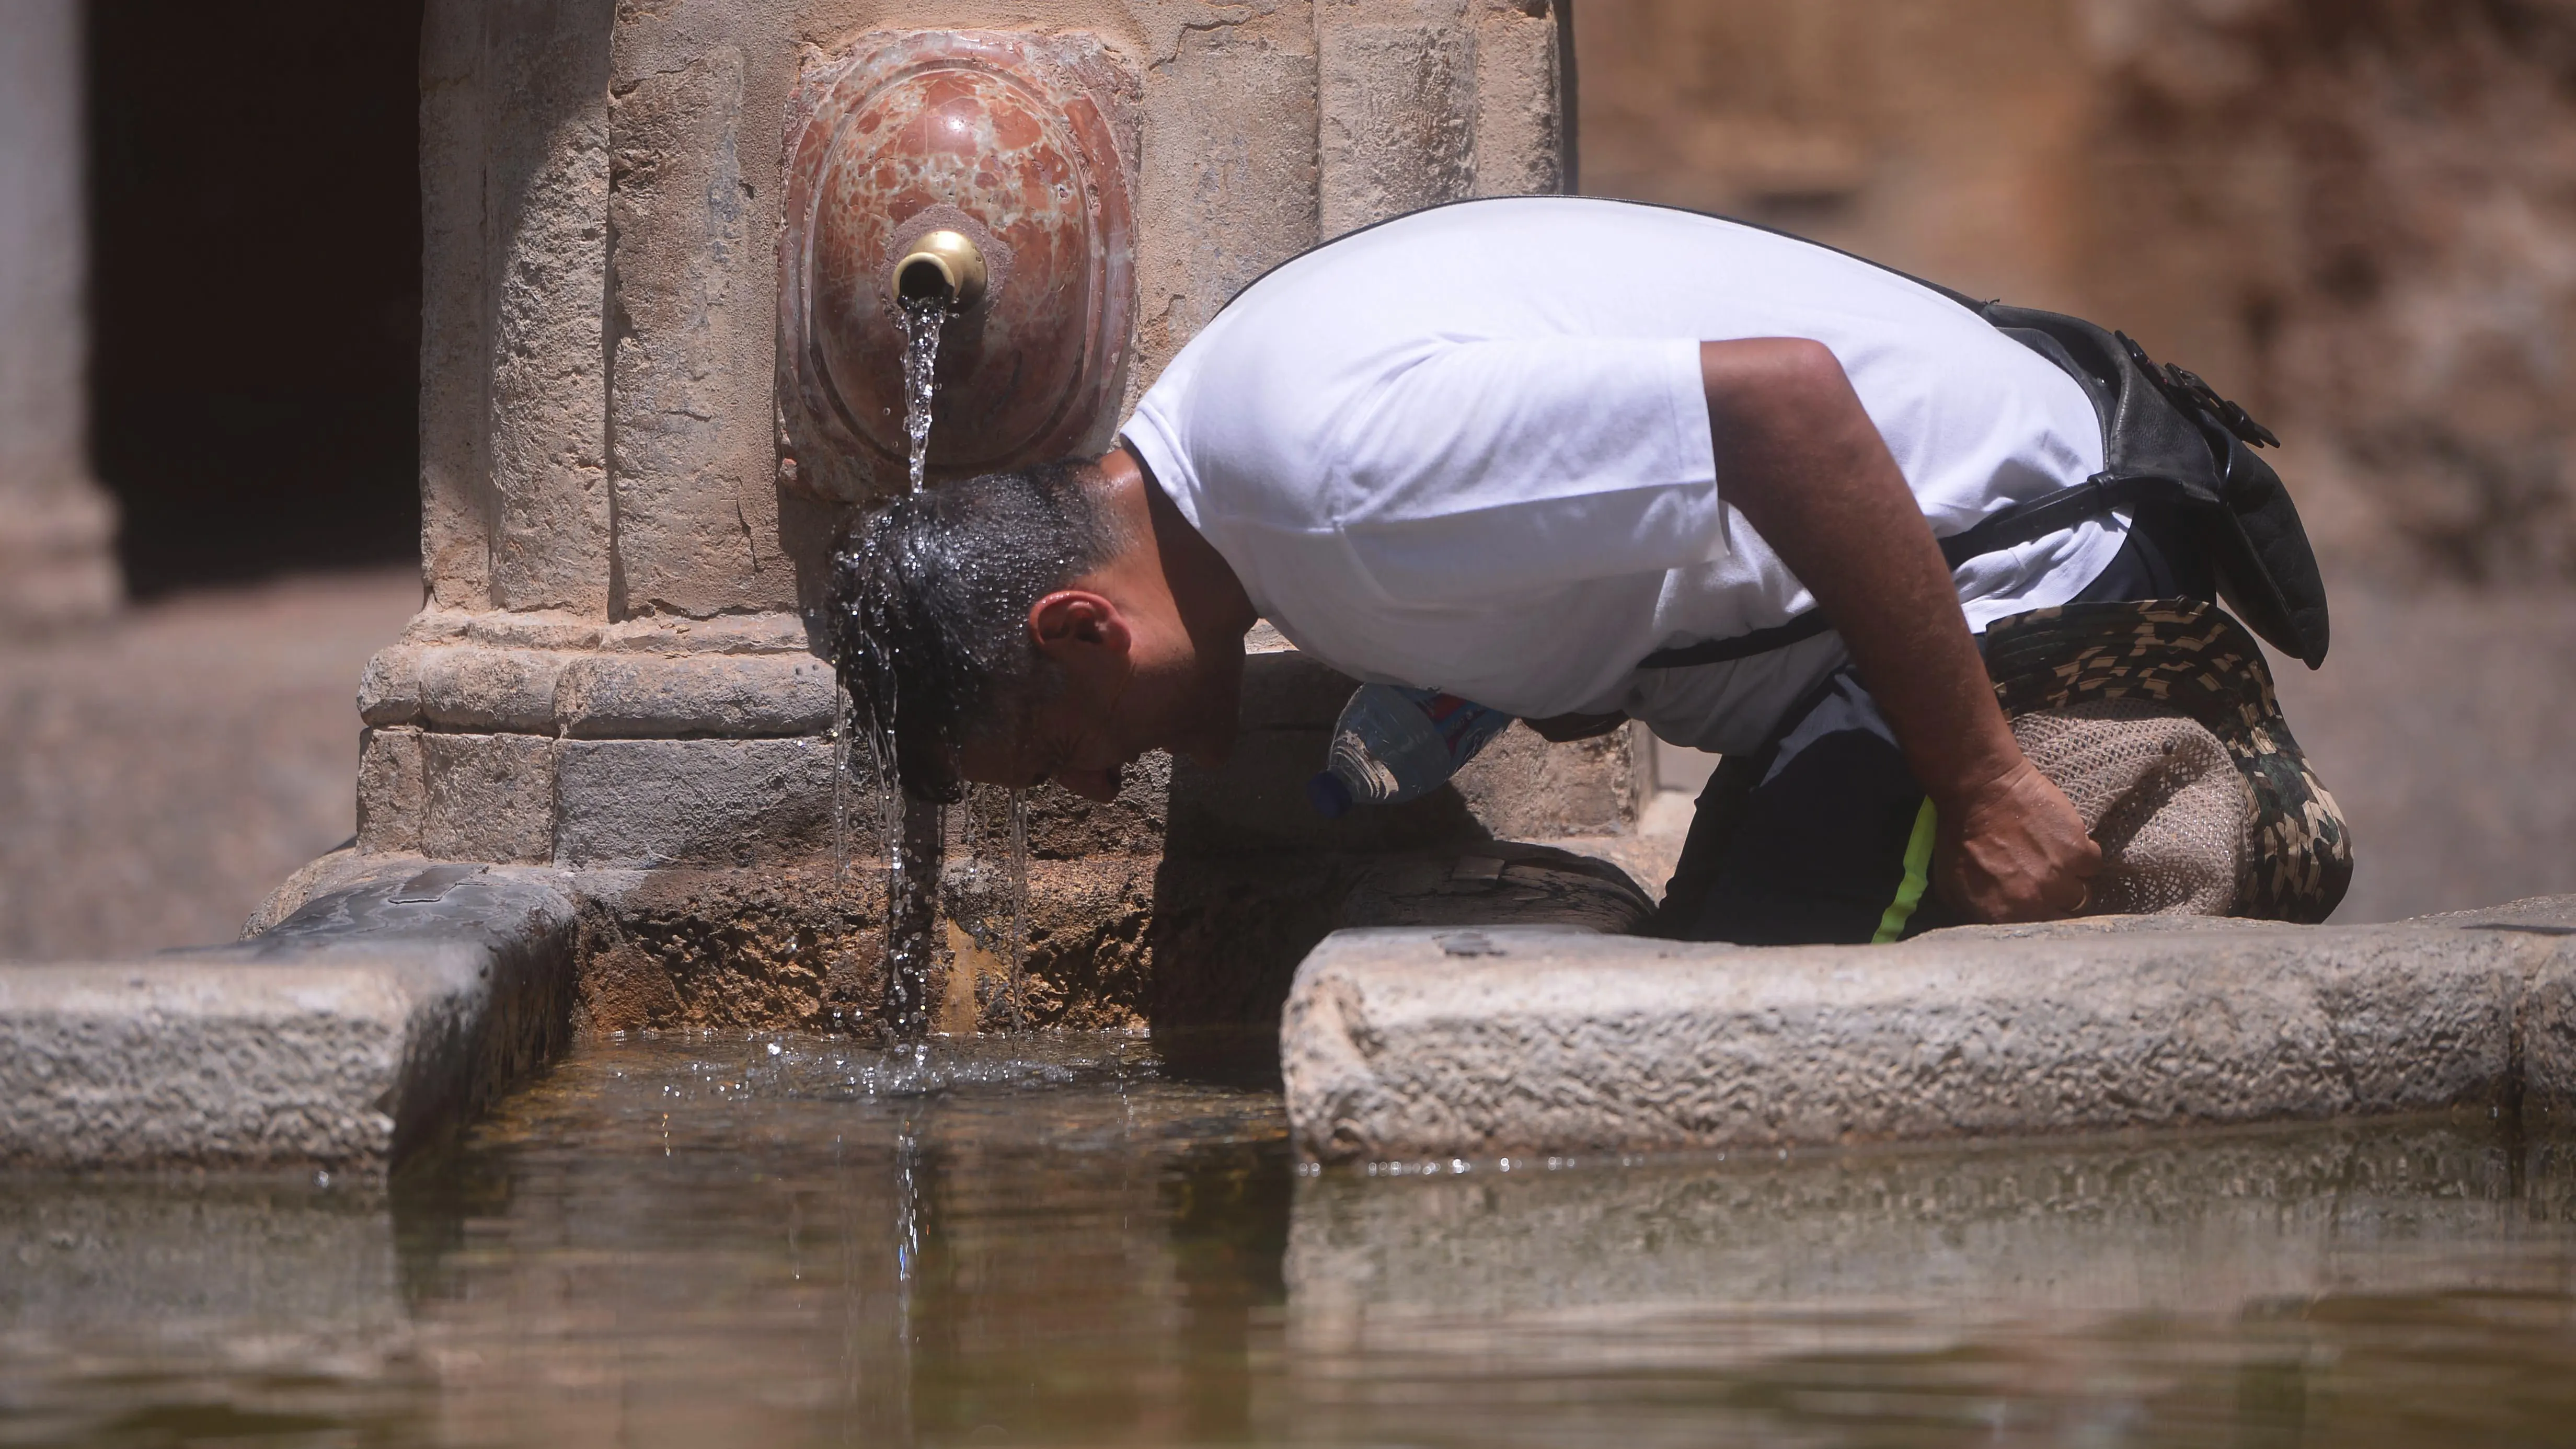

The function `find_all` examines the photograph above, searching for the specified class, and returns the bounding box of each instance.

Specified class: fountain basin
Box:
[7,1035,2574,1445]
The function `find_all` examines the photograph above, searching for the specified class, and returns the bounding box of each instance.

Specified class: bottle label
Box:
[1405,687,1515,769]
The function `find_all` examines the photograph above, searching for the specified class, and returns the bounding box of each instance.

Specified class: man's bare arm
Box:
[1698,338,2100,922]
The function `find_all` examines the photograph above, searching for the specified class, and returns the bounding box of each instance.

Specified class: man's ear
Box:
[1029,590,1132,663]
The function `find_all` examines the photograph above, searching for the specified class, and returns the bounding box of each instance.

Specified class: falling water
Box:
[827,291,1033,1040]
[939,786,1032,1032]
[832,685,855,880]
[900,297,946,494]
[880,296,951,1038]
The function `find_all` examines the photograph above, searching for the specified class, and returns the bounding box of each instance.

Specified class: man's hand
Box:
[1934,758,2102,922]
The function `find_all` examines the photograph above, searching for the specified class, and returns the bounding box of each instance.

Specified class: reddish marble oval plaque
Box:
[780,32,1134,504]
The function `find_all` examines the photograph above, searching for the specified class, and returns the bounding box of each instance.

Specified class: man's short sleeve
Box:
[1322,336,1723,602]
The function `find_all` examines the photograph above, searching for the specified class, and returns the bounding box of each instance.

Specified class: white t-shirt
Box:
[1120,197,2118,754]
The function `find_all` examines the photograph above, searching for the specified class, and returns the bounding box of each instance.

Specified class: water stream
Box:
[899,296,945,496]
[831,295,1030,1040]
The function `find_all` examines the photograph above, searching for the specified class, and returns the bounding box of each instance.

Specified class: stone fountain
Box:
[2,0,1617,1171]
[336,0,1603,1035]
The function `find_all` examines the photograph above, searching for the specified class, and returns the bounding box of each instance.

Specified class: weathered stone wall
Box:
[0,0,120,629]
[384,0,1578,832]
[2083,0,2576,583]
[414,0,1567,626]
[1578,0,2576,586]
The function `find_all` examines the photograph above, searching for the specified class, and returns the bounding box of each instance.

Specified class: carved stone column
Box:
[0,0,120,628]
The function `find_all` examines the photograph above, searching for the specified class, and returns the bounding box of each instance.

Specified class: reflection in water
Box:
[3,1036,2573,1446]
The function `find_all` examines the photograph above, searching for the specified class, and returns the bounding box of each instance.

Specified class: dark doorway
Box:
[86,0,424,597]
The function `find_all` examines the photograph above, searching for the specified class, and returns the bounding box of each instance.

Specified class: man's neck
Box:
[1096,445,1257,649]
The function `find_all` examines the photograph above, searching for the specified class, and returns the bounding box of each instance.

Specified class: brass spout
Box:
[894,229,988,309]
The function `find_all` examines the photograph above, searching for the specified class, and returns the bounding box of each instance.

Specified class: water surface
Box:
[6,1034,2574,1446]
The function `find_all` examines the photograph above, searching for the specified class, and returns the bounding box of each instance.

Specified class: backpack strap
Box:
[1635,474,2181,670]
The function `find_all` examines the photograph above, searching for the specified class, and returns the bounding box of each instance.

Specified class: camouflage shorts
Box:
[1981,599,2353,924]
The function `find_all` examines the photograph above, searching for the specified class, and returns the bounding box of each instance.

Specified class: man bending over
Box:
[836,197,2350,942]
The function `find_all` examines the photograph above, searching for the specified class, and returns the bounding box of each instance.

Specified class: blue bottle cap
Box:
[1306,770,1354,819]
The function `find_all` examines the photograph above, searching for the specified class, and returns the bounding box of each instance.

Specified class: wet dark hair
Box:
[828,461,1121,802]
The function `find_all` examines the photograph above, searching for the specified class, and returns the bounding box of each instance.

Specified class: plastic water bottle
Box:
[1306,684,1516,818]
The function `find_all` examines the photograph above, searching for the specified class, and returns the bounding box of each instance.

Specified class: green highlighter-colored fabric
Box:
[1873,799,1937,944]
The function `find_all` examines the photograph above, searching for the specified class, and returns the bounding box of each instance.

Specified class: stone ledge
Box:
[394,606,813,655]
[352,643,1638,864]
[360,641,835,737]
[1281,895,2576,1163]
[354,728,1172,867]
[0,859,578,1174]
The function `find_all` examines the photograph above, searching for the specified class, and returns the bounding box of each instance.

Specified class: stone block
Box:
[418,0,490,610]
[1318,9,1477,238]
[0,0,122,630]
[0,862,578,1172]
[1018,751,1169,858]
[1281,916,2548,1163]
[605,33,789,616]
[2524,950,2576,1129]
[1453,724,1635,838]
[555,736,834,867]
[2481,894,2576,1125]
[0,488,120,631]
[482,0,614,614]
[415,645,564,731]
[1176,649,1637,849]
[1469,0,1566,197]
[1128,6,1320,405]
[455,608,605,651]
[355,643,423,726]
[241,844,404,939]
[600,609,808,653]
[569,853,1158,1038]
[554,651,834,737]
[422,733,558,865]
[1335,845,1650,934]
[355,726,428,854]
